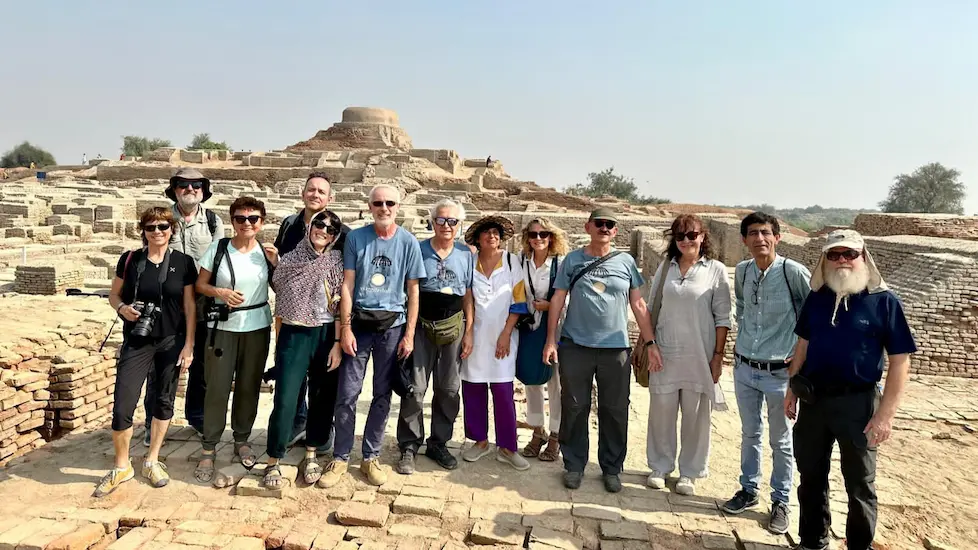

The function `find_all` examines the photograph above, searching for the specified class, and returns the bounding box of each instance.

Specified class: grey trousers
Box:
[397,329,462,453]
[202,327,271,451]
[646,389,712,478]
[557,339,631,475]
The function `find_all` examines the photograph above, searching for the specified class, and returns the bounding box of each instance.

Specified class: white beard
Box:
[823,262,870,326]
[178,194,201,211]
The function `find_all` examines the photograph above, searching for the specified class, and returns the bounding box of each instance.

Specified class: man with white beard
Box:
[784,229,916,550]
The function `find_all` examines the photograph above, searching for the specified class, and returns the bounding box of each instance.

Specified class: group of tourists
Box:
[97,168,914,550]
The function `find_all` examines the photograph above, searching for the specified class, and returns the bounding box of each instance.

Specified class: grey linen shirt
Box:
[733,255,811,362]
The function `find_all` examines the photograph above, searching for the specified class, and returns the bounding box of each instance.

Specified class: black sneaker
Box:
[602,474,622,493]
[563,471,583,489]
[721,489,759,514]
[396,450,415,475]
[768,502,790,535]
[424,444,458,470]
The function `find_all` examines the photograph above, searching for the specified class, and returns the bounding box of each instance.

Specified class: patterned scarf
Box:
[272,233,343,325]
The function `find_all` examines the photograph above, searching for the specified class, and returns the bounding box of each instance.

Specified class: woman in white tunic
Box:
[646,214,732,496]
[459,215,531,471]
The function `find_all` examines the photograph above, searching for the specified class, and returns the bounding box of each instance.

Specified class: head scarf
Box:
[272,228,343,325]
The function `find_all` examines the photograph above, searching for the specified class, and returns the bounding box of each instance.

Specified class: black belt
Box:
[736,353,788,371]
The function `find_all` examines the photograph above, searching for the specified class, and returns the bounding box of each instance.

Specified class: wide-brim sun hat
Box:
[464,215,515,246]
[166,167,213,202]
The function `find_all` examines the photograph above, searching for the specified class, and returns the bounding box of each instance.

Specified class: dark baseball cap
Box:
[588,207,618,223]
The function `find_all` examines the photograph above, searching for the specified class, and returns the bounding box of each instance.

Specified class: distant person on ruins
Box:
[120,153,126,161]
[486,155,492,168]
[459,215,530,471]
[395,199,474,475]
[784,229,915,550]
[270,172,350,451]
[97,207,198,497]
[262,210,345,490]
[193,197,277,482]
[644,214,731,497]
[516,217,569,463]
[318,184,425,488]
[29,162,35,170]
[542,207,655,492]
[154,168,223,447]
[82,153,87,165]
[720,212,811,535]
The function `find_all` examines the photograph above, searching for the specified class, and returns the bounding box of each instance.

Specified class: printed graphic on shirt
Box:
[588,265,611,293]
[369,255,393,288]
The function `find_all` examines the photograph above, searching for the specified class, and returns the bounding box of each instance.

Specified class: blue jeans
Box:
[733,359,793,504]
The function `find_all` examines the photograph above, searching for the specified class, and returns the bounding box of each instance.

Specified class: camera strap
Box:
[133,247,172,305]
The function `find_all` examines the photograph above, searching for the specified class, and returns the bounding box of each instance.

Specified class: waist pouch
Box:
[790,374,816,404]
[420,310,465,346]
[352,309,399,333]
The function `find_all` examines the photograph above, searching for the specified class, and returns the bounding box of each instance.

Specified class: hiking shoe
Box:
[424,444,458,470]
[768,502,790,535]
[361,458,388,486]
[141,460,170,488]
[647,470,666,489]
[316,459,348,488]
[563,471,583,489]
[462,443,492,462]
[496,448,530,471]
[675,476,695,495]
[722,489,759,515]
[93,462,134,497]
[396,451,415,475]
[602,474,622,493]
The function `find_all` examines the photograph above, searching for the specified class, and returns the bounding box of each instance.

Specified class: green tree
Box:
[879,162,966,214]
[566,167,670,205]
[1,141,56,168]
[121,136,172,157]
[187,133,230,151]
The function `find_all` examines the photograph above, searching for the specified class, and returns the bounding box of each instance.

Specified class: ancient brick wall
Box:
[854,213,978,241]
[14,263,85,295]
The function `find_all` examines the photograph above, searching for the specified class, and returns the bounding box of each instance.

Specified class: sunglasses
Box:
[435,217,459,227]
[674,231,700,241]
[311,220,340,235]
[232,215,262,225]
[528,231,552,240]
[143,223,171,233]
[826,249,861,262]
[372,200,397,208]
[593,220,616,230]
[175,180,203,190]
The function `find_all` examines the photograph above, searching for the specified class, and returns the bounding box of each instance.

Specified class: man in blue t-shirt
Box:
[542,207,656,493]
[784,229,916,550]
[319,184,426,489]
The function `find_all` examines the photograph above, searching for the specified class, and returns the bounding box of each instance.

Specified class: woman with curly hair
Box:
[515,217,570,462]
[644,214,731,496]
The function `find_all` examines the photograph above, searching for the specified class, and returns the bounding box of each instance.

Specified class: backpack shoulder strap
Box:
[782,258,798,320]
[212,238,234,289]
[205,208,219,238]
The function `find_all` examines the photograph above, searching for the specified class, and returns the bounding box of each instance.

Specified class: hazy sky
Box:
[3,1,976,214]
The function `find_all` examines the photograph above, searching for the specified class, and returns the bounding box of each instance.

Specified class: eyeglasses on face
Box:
[747,229,774,237]
[528,231,552,240]
[826,249,861,262]
[143,223,171,233]
[675,231,700,242]
[372,200,397,208]
[435,217,459,227]
[311,220,340,235]
[175,180,203,190]
[232,215,262,225]
[593,220,616,230]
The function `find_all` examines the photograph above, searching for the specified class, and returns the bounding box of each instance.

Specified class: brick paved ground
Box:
[0,370,975,550]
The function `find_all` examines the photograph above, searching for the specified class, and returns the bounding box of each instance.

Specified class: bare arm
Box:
[714,327,729,357]
[787,338,809,376]
[628,288,654,342]
[195,268,220,298]
[878,353,910,420]
[108,276,125,313]
[462,289,475,333]
[405,279,420,339]
[340,269,357,355]
[182,285,196,346]
[545,288,568,345]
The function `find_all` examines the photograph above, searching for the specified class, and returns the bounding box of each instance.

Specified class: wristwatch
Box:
[644,339,656,347]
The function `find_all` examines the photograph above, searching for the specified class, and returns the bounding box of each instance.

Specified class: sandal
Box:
[538,432,560,462]
[300,457,322,485]
[521,430,547,458]
[194,452,216,483]
[234,442,257,469]
[263,464,284,489]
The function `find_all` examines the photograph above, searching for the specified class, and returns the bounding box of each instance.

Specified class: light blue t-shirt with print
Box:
[419,240,473,296]
[343,225,426,326]
[199,240,273,333]
[554,249,644,348]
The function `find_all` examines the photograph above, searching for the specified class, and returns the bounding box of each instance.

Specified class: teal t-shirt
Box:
[419,240,473,296]
[199,240,272,333]
[554,249,644,348]
[344,225,426,326]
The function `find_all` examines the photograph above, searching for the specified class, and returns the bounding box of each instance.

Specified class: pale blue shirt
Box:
[734,254,812,362]
[199,240,273,333]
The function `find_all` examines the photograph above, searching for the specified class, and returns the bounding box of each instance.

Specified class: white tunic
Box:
[461,252,523,384]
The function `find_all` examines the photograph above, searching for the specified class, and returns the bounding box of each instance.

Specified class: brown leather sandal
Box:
[538,432,559,462]
[521,430,546,458]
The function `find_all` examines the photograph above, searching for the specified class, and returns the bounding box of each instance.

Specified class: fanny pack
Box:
[352,309,399,333]
[790,374,816,404]
[420,310,465,346]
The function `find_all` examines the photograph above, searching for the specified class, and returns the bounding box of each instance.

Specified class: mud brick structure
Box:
[854,212,978,241]
[14,263,85,295]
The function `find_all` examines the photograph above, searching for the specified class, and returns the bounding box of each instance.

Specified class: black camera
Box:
[204,302,230,323]
[131,301,161,338]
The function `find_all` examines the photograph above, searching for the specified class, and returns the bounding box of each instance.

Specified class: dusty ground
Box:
[0,365,975,550]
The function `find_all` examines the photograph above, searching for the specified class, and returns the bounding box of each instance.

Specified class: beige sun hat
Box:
[810,229,887,294]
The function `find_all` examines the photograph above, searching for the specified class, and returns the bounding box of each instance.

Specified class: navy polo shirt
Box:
[795,287,917,386]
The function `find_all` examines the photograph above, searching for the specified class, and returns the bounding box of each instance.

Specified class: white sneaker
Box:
[462,443,492,462]
[647,470,666,489]
[496,448,530,471]
[676,476,695,495]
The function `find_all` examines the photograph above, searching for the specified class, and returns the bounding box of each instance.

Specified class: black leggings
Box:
[112,334,183,431]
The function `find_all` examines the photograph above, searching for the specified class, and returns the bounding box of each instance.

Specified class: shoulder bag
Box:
[631,259,668,387]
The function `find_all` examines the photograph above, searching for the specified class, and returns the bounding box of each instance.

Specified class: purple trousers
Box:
[462,380,518,452]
